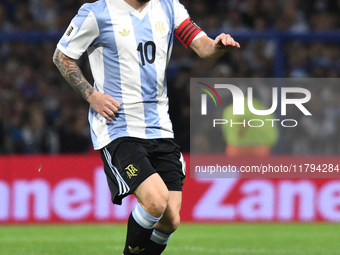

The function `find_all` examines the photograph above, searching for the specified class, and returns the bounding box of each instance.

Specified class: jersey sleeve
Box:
[173,0,206,48]
[57,4,99,60]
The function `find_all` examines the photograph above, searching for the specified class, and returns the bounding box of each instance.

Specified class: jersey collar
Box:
[119,0,151,20]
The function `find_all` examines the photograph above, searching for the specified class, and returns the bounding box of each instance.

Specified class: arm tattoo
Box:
[53,48,94,100]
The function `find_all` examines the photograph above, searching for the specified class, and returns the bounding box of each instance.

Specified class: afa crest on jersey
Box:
[155,21,166,35]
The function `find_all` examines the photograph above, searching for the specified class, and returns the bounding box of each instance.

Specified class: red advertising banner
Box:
[0,154,340,223]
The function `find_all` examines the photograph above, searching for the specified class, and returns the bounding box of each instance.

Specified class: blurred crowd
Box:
[0,0,340,154]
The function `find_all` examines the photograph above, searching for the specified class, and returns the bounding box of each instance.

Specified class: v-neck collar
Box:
[119,0,151,19]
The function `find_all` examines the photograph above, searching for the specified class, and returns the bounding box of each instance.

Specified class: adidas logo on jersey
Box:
[119,29,130,37]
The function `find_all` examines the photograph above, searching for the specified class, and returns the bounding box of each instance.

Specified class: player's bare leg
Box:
[123,173,169,255]
[147,191,182,254]
[134,173,169,217]
[155,191,181,232]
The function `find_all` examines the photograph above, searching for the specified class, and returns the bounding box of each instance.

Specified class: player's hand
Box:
[87,90,122,122]
[213,33,240,52]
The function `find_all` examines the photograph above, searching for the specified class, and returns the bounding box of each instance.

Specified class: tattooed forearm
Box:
[53,48,94,100]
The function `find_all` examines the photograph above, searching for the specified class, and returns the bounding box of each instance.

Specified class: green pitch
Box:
[1,223,339,255]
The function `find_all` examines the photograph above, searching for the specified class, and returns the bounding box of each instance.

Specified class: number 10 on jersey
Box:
[137,41,156,66]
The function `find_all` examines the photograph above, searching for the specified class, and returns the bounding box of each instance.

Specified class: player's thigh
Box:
[101,138,157,205]
[134,173,169,217]
[156,191,182,233]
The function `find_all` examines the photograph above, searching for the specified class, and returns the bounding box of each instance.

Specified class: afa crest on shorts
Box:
[125,164,139,179]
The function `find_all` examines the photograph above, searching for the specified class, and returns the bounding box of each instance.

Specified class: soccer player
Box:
[53,0,240,254]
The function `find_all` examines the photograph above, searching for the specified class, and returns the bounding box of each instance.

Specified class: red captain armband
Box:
[175,18,203,48]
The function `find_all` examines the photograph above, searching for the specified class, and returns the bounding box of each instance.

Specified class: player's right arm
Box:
[53,4,121,122]
[53,49,121,122]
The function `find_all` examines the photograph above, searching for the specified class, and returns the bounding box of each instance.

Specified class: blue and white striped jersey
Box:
[57,0,204,149]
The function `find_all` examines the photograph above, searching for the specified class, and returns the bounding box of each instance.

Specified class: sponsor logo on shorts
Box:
[125,164,138,179]
[128,246,145,254]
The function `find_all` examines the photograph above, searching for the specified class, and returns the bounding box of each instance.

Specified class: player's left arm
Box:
[190,33,241,60]
[173,0,240,60]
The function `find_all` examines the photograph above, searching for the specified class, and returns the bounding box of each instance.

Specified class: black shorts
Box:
[100,137,186,205]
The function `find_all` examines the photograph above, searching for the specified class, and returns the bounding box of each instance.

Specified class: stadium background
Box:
[1,0,340,254]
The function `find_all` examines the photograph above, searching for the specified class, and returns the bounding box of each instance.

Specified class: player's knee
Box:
[169,214,180,233]
[144,190,169,217]
[161,214,180,234]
